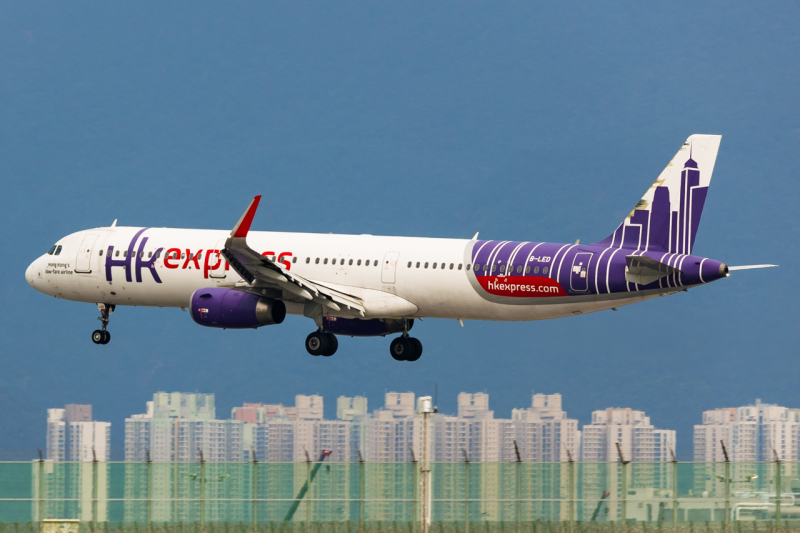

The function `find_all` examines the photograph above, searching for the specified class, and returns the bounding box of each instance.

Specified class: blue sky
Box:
[1,2,798,459]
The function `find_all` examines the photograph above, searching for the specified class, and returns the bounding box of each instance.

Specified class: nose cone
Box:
[25,259,39,288]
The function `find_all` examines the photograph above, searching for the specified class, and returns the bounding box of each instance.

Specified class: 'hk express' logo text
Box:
[106,228,295,284]
[105,228,163,284]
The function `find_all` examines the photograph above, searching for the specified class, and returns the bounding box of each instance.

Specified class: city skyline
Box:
[42,392,800,464]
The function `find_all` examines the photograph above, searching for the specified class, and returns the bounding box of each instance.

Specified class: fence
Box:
[1,461,798,525]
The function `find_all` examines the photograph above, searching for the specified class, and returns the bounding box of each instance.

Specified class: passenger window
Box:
[407,261,412,268]
[324,258,328,265]
[458,264,462,270]
[525,266,530,274]
[365,260,370,266]
[441,263,445,269]
[349,259,354,266]
[47,245,57,255]
[433,262,437,269]
[374,260,378,266]
[500,265,506,273]
[449,263,454,270]
[424,262,429,269]
[466,264,471,271]
[357,259,362,266]
[123,251,128,258]
[99,250,103,256]
[543,267,549,274]
[416,262,420,268]
[306,257,310,264]
[115,250,120,257]
[55,245,62,255]
[491,264,496,272]
[534,266,539,274]
[148,252,152,258]
[315,258,320,264]
[517,266,522,274]
[293,257,298,264]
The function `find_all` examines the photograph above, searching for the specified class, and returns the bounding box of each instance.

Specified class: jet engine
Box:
[323,317,412,337]
[190,288,286,329]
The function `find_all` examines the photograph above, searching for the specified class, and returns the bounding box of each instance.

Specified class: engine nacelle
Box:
[190,288,286,329]
[323,317,412,337]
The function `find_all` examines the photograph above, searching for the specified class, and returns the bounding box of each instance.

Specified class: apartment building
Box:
[694,399,800,462]
[46,404,110,462]
[581,407,675,462]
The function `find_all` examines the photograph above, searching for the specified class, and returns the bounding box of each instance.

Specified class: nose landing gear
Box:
[91,303,114,345]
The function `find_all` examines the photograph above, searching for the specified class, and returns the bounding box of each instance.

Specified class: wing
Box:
[220,196,365,316]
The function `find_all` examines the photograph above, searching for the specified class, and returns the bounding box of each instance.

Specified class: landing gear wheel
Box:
[306,332,329,356]
[407,338,423,361]
[93,303,115,345]
[390,336,414,361]
[322,333,338,356]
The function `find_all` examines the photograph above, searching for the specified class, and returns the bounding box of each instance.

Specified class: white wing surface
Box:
[220,196,366,315]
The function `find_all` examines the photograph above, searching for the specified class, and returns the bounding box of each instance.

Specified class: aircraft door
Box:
[75,234,99,273]
[381,251,400,284]
[209,238,227,278]
[570,252,592,292]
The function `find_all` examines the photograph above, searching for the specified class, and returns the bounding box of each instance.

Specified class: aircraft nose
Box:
[25,259,37,287]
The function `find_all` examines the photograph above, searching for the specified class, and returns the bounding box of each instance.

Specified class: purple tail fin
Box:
[596,134,722,253]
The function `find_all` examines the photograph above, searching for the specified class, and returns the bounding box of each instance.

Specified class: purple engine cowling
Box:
[190,288,286,329]
[323,317,412,337]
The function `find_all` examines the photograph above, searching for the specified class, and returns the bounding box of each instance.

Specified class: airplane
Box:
[25,134,776,361]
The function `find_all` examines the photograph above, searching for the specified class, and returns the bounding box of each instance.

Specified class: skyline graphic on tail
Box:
[597,134,722,254]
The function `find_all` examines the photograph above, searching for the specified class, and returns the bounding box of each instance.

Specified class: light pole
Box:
[615,442,629,526]
[417,396,433,533]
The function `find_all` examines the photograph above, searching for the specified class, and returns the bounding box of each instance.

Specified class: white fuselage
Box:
[25,226,668,323]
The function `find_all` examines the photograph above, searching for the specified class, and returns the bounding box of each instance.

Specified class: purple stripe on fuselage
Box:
[469,238,726,301]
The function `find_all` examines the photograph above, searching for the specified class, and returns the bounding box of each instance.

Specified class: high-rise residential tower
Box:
[46,404,110,461]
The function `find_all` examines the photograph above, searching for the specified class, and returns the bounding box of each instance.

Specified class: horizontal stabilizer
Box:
[625,255,681,286]
[728,264,779,271]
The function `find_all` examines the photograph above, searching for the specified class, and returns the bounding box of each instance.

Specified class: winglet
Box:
[231,196,262,239]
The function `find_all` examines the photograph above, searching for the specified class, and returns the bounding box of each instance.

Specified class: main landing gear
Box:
[305,330,338,357]
[91,303,114,345]
[390,319,422,362]
[390,336,423,361]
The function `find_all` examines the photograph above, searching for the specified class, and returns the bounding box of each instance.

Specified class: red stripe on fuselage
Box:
[477,275,567,297]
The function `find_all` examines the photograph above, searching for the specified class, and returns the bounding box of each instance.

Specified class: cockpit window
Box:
[47,245,57,255]
[54,245,62,255]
